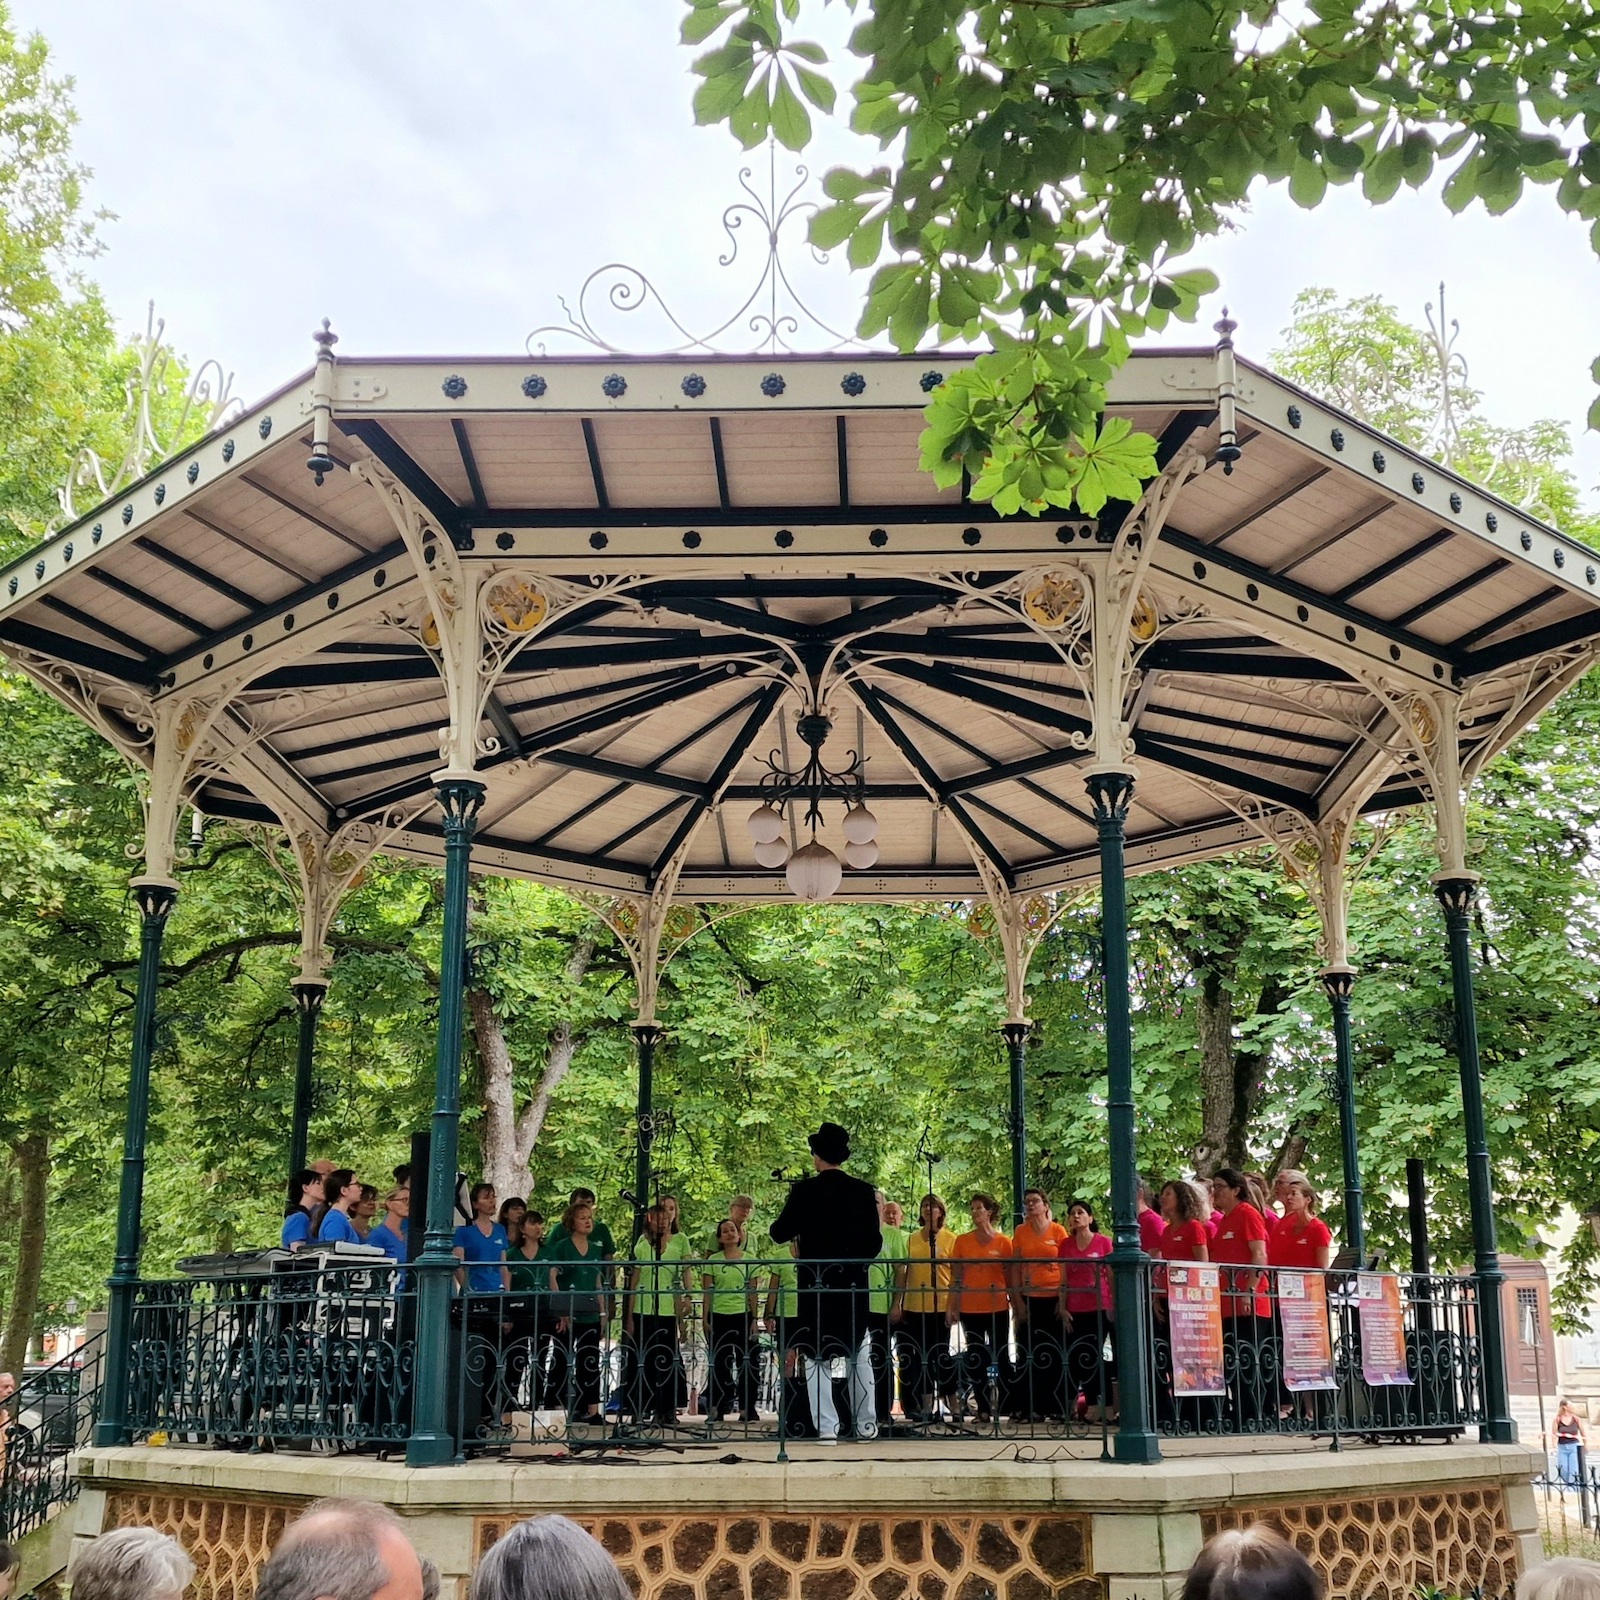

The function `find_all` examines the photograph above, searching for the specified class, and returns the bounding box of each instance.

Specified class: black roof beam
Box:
[0,618,157,685]
[1454,587,1566,652]
[239,474,376,557]
[337,419,467,545]
[1387,559,1510,630]
[1273,502,1392,579]
[836,416,850,508]
[1332,529,1456,603]
[871,656,1094,741]
[580,418,610,511]
[962,792,1071,858]
[529,779,634,850]
[1141,701,1350,753]
[851,678,1015,886]
[180,507,317,584]
[709,417,732,511]
[451,419,488,513]
[1159,526,1460,670]
[1139,643,1356,681]
[1209,467,1333,551]
[250,656,441,691]
[38,596,158,661]
[592,795,692,860]
[1141,726,1333,777]
[1464,608,1600,674]
[85,568,207,636]
[1134,732,1316,817]
[133,537,265,613]
[540,749,708,798]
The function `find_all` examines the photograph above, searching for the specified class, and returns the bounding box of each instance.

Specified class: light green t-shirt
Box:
[769,1259,798,1321]
[630,1232,690,1319]
[870,1224,910,1315]
[705,1257,757,1316]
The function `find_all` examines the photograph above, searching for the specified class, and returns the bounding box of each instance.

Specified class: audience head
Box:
[288,1168,321,1215]
[0,1370,15,1406]
[522,1209,545,1247]
[969,1192,1001,1226]
[256,1497,423,1600]
[472,1514,632,1600]
[1519,1559,1600,1600]
[67,1528,195,1600]
[1180,1525,1320,1600]
[1067,1199,1098,1233]
[323,1168,359,1209]
[0,1541,18,1600]
[421,1555,441,1600]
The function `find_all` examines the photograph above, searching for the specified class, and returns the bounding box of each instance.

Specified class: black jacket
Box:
[769,1167,882,1262]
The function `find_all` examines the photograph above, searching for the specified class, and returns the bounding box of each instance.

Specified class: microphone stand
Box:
[912,1127,971,1435]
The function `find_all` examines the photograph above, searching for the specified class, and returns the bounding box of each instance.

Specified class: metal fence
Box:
[105,1256,1483,1459]
[0,1334,103,1544]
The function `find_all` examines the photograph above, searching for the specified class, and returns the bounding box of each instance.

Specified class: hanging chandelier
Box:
[745,705,877,901]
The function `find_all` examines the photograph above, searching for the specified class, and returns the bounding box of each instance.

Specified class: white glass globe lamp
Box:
[746,803,784,844]
[842,804,877,844]
[785,840,842,901]
[752,837,790,869]
[842,839,879,870]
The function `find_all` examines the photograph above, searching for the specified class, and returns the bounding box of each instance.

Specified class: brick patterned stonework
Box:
[105,1489,291,1600]
[1202,1485,1517,1600]
[474,1514,1100,1600]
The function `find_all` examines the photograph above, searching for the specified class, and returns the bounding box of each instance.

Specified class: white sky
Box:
[18,0,1600,509]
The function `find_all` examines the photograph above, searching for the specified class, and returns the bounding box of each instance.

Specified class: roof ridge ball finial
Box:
[1212,305,1242,476]
[306,319,339,486]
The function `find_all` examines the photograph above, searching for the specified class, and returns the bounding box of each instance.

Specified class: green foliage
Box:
[682,0,1600,510]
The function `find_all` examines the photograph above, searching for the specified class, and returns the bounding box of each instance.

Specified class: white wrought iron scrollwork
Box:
[55,303,242,527]
[525,140,868,356]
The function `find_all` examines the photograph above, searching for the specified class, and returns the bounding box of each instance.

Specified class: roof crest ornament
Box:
[525,138,869,357]
[55,302,244,529]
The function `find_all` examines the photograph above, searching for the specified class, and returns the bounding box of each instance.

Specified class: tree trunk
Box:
[1,1131,50,1375]
[1192,968,1236,1176]
[471,934,597,1197]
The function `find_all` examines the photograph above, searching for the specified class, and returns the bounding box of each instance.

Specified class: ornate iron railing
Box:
[0,1333,104,1544]
[106,1256,1483,1459]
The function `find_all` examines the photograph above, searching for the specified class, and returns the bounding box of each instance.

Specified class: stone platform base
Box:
[70,1439,1542,1600]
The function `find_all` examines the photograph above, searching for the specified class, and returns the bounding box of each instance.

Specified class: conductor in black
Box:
[770,1121,882,1442]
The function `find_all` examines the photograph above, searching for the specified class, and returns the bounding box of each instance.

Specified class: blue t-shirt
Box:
[318,1208,362,1245]
[368,1221,406,1262]
[454,1222,509,1293]
[281,1209,313,1249]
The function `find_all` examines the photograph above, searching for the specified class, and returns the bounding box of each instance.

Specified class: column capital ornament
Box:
[1318,964,1357,1003]
[1001,1020,1033,1047]
[434,775,487,828]
[130,877,180,922]
[631,1021,665,1046]
[1433,875,1479,918]
[1085,767,1136,826]
[291,980,329,1014]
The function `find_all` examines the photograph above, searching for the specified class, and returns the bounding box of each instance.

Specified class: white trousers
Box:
[804,1332,877,1440]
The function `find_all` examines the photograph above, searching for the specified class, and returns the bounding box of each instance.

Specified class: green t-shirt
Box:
[769,1259,798,1321]
[507,1247,545,1295]
[705,1256,757,1317]
[630,1233,690,1319]
[545,1217,617,1259]
[870,1225,910,1315]
[544,1234,607,1320]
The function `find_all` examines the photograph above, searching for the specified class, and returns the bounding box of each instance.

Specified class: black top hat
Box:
[808,1122,851,1165]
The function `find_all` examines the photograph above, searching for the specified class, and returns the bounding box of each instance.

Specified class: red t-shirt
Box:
[1138,1208,1165,1256]
[1210,1203,1270,1318]
[1057,1232,1112,1313]
[1159,1220,1210,1263]
[1267,1215,1332,1271]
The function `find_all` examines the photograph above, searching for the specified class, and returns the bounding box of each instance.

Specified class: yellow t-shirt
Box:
[900,1227,958,1314]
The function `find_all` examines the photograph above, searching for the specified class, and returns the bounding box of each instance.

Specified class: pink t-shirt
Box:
[1058,1233,1113,1313]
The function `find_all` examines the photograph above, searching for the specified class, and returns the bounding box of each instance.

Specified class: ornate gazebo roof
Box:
[4,343,1598,904]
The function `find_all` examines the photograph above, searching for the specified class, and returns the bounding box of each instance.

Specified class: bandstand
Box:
[2,326,1589,1598]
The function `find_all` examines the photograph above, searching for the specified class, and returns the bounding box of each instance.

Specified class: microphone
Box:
[619,1189,645,1210]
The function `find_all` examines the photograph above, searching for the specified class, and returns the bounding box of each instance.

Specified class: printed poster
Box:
[1358,1272,1410,1386]
[1168,1264,1226,1396]
[1278,1272,1336,1392]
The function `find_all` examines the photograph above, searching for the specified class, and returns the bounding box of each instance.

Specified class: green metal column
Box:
[287,980,327,1187]
[1435,876,1516,1442]
[1002,1021,1029,1227]
[95,878,178,1447]
[1321,966,1366,1266]
[407,777,485,1468]
[634,1022,663,1216]
[1087,770,1160,1463]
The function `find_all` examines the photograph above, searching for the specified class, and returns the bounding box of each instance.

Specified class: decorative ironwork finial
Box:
[526,137,868,357]
[306,319,340,487]
[1213,305,1242,475]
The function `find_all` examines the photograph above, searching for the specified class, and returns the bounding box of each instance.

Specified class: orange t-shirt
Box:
[951,1230,1013,1314]
[1010,1221,1068,1295]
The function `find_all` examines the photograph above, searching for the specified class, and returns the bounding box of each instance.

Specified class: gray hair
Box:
[1519,1560,1600,1600]
[68,1527,194,1600]
[422,1555,442,1600]
[473,1515,632,1600]
[257,1497,410,1600]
